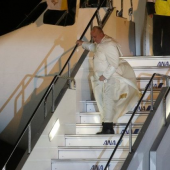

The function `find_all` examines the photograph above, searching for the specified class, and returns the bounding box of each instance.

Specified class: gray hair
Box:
[92,26,104,34]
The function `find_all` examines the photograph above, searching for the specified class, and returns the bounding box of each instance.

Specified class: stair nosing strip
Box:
[52,158,125,162]
[76,123,143,126]
[120,56,170,59]
[58,146,129,149]
[79,111,150,115]
[80,100,156,103]
[64,134,138,137]
[132,66,170,69]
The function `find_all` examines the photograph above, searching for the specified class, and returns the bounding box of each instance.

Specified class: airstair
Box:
[51,56,170,170]
[1,0,170,170]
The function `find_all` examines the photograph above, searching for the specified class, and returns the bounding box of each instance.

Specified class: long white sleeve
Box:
[102,43,120,79]
[82,42,96,52]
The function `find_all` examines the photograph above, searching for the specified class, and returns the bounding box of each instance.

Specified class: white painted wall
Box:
[150,92,170,170]
[20,89,76,170]
[126,90,168,170]
[156,125,170,170]
[0,4,99,143]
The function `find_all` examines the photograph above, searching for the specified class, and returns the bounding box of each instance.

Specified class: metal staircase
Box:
[1,0,170,170]
[51,56,170,170]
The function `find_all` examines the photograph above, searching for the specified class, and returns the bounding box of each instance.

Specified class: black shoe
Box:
[96,129,115,134]
[96,122,105,134]
[106,122,115,134]
[96,122,115,134]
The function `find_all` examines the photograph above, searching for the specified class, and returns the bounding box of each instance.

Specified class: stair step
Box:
[133,67,170,77]
[65,134,137,146]
[137,81,164,89]
[140,88,162,91]
[77,112,149,124]
[79,111,150,115]
[76,123,142,135]
[84,56,170,69]
[80,100,156,103]
[52,158,125,170]
[136,76,167,80]
[58,146,129,159]
[79,98,156,113]
[120,56,170,67]
[76,123,143,126]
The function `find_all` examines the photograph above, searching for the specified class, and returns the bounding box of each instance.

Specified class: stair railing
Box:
[2,0,113,169]
[104,73,170,170]
[129,0,133,21]
[117,0,123,17]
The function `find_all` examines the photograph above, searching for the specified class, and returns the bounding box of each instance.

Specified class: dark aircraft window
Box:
[43,0,77,26]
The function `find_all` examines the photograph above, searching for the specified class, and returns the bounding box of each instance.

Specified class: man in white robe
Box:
[77,26,140,134]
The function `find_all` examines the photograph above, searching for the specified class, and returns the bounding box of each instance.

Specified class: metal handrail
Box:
[117,0,123,17]
[35,74,76,89]
[2,0,113,169]
[104,73,170,170]
[129,0,133,21]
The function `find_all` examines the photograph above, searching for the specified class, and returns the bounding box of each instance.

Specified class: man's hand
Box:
[76,40,84,46]
[149,14,153,18]
[99,75,106,81]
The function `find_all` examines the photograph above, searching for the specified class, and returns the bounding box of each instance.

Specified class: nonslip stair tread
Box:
[120,56,170,59]
[126,111,150,114]
[85,66,170,72]
[140,88,162,91]
[64,134,138,137]
[80,100,96,103]
[79,111,150,115]
[52,158,125,162]
[132,66,170,69]
[58,146,129,150]
[136,77,166,80]
[78,112,100,115]
[76,123,143,126]
[80,100,156,103]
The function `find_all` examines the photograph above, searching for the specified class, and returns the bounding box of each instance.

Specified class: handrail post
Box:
[164,76,169,125]
[52,84,55,113]
[68,61,71,88]
[96,11,102,27]
[110,0,113,9]
[163,97,166,125]
[129,122,132,153]
[150,80,154,110]
[90,21,93,42]
[166,77,169,87]
[129,0,133,21]
[44,99,47,118]
[28,123,31,154]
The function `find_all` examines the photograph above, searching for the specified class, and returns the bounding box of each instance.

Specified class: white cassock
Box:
[82,35,141,122]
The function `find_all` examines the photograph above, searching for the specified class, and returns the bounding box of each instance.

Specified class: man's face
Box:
[91,29,104,44]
